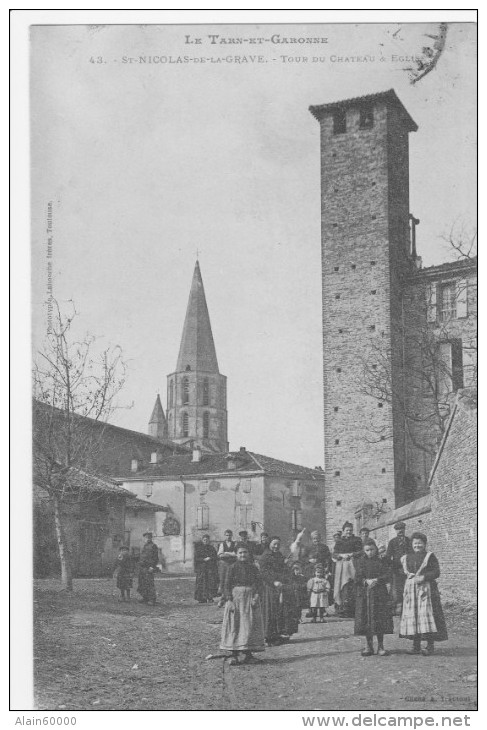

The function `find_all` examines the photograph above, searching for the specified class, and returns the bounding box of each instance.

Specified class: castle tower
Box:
[309,90,418,538]
[148,394,168,441]
[166,261,228,452]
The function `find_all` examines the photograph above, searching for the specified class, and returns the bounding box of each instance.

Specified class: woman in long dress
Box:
[354,539,393,656]
[333,522,363,617]
[194,535,218,603]
[220,545,265,665]
[399,532,448,655]
[260,537,299,645]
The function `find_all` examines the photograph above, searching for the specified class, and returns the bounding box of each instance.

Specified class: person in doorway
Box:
[220,545,265,665]
[137,532,159,605]
[385,522,412,616]
[354,539,393,656]
[399,532,448,656]
[194,534,218,603]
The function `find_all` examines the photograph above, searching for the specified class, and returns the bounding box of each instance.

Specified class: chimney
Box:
[239,446,246,453]
[131,458,139,473]
[192,444,202,463]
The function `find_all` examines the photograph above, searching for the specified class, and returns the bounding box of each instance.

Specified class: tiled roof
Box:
[124,494,169,512]
[33,400,186,478]
[117,449,324,480]
[34,463,128,497]
[309,89,417,131]
[411,257,476,281]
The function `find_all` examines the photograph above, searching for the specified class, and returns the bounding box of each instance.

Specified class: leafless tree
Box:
[33,300,128,590]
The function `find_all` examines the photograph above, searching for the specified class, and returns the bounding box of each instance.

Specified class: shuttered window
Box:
[197,504,209,530]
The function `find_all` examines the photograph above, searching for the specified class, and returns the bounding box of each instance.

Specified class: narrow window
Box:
[334,406,339,412]
[335,294,341,300]
[336,367,342,373]
[333,109,346,134]
[370,261,376,266]
[335,439,339,445]
[291,509,303,531]
[169,381,174,408]
[334,266,339,272]
[197,504,209,530]
[368,325,376,332]
[378,402,383,408]
[359,104,374,129]
[334,470,340,477]
[371,290,377,295]
[381,468,386,474]
[182,377,190,405]
[182,412,189,437]
[336,500,342,507]
[202,377,209,406]
[351,264,356,270]
[338,328,343,334]
[203,411,210,439]
[451,340,464,391]
[371,215,376,220]
[439,282,457,321]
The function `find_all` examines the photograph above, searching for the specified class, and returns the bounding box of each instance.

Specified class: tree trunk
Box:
[53,494,73,591]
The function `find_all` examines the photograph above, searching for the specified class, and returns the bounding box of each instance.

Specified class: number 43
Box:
[89,56,105,64]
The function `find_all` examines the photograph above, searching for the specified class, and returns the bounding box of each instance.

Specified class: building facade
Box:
[309,90,477,539]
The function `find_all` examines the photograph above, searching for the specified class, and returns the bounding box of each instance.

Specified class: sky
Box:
[30,21,477,468]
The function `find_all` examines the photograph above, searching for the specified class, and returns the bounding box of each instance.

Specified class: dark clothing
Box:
[291,572,309,615]
[385,535,412,615]
[194,542,218,602]
[223,560,263,600]
[302,543,332,579]
[137,541,159,603]
[260,550,298,641]
[217,540,237,595]
[114,553,133,590]
[333,535,364,558]
[399,552,448,642]
[354,555,393,636]
[253,543,270,557]
[236,540,255,559]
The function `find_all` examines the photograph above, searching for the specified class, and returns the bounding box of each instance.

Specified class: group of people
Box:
[193,522,448,665]
[113,531,159,605]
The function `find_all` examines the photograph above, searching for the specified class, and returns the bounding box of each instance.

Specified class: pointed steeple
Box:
[148,394,168,441]
[176,261,219,373]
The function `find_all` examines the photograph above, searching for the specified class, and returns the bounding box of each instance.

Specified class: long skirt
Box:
[220,587,265,652]
[354,583,394,636]
[137,567,156,602]
[262,584,299,641]
[399,579,448,642]
[218,561,235,595]
[194,564,218,601]
[391,570,406,615]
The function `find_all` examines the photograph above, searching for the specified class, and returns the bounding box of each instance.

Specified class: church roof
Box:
[176,261,220,373]
[149,394,166,424]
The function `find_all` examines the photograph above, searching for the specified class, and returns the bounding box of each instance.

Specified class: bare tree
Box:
[33,301,128,590]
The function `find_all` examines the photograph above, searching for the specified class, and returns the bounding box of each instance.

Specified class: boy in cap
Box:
[385,522,411,616]
[113,545,133,602]
[137,532,159,605]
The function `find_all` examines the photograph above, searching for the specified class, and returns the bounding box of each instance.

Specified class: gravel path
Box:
[33,578,477,712]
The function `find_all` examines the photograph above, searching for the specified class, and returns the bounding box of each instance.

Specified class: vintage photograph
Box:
[26,16,476,713]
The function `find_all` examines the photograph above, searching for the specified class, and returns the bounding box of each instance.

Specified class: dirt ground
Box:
[33,577,477,712]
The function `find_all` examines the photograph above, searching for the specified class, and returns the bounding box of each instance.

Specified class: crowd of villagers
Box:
[191,521,448,666]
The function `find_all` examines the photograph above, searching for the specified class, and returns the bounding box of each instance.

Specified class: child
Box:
[290,562,309,623]
[354,539,393,656]
[307,564,330,622]
[114,545,133,602]
[399,532,448,655]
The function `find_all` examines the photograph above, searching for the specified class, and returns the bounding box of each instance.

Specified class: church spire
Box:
[148,394,168,441]
[176,261,219,373]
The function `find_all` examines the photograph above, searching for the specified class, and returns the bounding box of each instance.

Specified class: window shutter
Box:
[437,342,453,397]
[427,283,437,323]
[197,504,209,530]
[456,279,468,318]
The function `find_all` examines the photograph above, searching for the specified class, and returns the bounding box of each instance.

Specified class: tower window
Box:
[381,468,386,474]
[380,436,385,441]
[334,266,339,272]
[336,367,342,373]
[169,381,174,408]
[334,470,340,477]
[336,500,342,507]
[351,264,356,270]
[378,402,383,408]
[334,406,339,412]
[202,377,209,406]
[335,439,340,445]
[338,328,343,334]
[359,104,374,129]
[203,411,210,439]
[181,412,189,437]
[371,290,377,295]
[371,215,376,220]
[332,223,338,228]
[370,261,376,266]
[182,377,190,405]
[335,294,341,300]
[368,325,376,332]
[185,365,191,372]
[333,109,346,135]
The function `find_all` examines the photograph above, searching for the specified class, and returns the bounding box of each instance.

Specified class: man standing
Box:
[253,531,271,561]
[137,532,159,605]
[217,529,237,607]
[385,522,411,616]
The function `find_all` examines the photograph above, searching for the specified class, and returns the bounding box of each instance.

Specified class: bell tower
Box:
[165,261,228,452]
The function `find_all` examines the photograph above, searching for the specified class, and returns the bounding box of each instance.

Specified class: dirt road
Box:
[34,577,477,712]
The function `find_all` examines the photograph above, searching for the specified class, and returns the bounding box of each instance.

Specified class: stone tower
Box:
[148,393,168,441]
[166,261,228,452]
[309,90,418,538]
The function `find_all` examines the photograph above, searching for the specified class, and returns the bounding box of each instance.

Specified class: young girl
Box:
[290,562,309,623]
[399,532,448,655]
[113,545,133,602]
[307,564,330,622]
[220,545,265,665]
[354,539,393,656]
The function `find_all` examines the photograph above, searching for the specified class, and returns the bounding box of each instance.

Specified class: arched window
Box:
[181,412,189,437]
[202,377,209,406]
[182,377,189,405]
[169,381,174,408]
[203,412,210,439]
